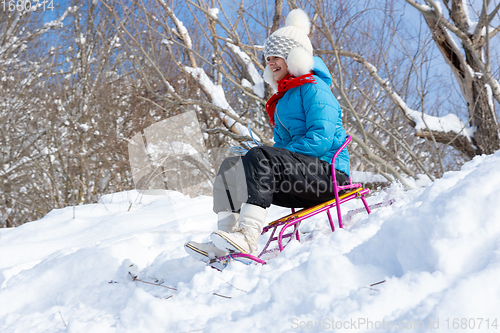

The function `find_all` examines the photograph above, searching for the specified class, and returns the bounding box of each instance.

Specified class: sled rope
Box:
[230,124,263,155]
[229,254,252,266]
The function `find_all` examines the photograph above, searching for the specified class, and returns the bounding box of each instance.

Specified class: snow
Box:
[485,84,498,124]
[226,43,265,98]
[460,0,475,33]
[79,124,89,132]
[408,110,475,139]
[241,78,253,90]
[2,151,500,332]
[166,7,192,49]
[351,171,388,184]
[418,4,433,13]
[160,38,172,46]
[168,13,188,36]
[392,93,475,139]
[209,8,219,19]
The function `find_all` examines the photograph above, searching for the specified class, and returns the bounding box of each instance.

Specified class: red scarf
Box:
[265,73,316,127]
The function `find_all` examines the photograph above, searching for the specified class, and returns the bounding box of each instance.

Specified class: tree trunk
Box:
[422,4,500,156]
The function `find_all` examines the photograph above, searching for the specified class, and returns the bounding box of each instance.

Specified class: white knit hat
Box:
[263,9,315,90]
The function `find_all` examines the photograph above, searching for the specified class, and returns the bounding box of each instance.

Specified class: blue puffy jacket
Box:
[272,56,350,176]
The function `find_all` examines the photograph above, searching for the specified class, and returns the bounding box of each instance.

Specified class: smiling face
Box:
[267,56,289,81]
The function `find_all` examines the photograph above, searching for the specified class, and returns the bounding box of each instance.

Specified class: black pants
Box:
[213,146,349,213]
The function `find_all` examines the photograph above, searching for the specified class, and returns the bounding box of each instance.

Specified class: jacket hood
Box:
[311,56,332,86]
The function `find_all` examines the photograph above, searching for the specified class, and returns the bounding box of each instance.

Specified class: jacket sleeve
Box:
[283,83,339,157]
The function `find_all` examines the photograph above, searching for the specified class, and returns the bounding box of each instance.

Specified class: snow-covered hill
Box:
[1,151,500,333]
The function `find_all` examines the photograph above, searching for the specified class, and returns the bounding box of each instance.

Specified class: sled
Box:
[212,135,373,267]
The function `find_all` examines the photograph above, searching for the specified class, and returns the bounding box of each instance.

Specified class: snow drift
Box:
[1,151,500,332]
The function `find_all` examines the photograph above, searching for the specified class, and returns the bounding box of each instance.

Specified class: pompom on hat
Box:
[263,9,315,90]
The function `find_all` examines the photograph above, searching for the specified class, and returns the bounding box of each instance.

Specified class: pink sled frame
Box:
[217,135,371,266]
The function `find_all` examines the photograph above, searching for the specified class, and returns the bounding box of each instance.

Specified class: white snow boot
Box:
[184,241,229,271]
[184,211,239,269]
[211,203,267,255]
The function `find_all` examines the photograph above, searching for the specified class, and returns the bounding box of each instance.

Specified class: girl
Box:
[185,9,350,267]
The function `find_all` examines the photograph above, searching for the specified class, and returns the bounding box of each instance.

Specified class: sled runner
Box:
[211,135,373,268]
